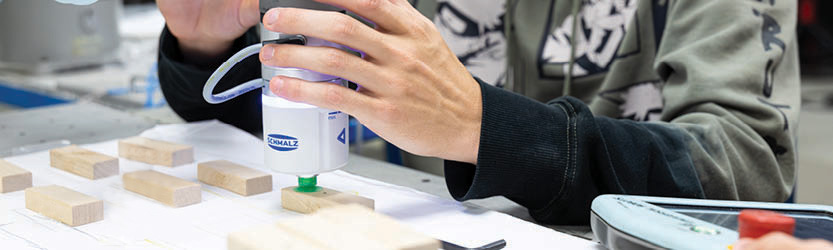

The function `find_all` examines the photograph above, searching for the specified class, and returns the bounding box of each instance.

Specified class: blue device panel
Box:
[0,81,71,108]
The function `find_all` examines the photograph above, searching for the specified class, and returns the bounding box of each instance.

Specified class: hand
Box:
[735,232,833,250]
[157,0,260,60]
[259,0,482,164]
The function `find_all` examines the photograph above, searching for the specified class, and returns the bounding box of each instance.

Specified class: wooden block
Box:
[123,170,201,207]
[228,205,439,250]
[228,223,328,250]
[278,205,439,250]
[312,205,439,250]
[50,145,118,179]
[281,186,373,214]
[275,210,391,250]
[25,185,103,226]
[0,159,32,193]
[197,160,272,196]
[118,136,193,167]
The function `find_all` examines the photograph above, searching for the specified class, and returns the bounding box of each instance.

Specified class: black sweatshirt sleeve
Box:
[445,78,706,225]
[157,26,264,136]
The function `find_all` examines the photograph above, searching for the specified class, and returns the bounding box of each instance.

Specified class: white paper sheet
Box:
[0,121,600,249]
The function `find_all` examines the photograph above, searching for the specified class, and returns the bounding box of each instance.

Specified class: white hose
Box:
[203,43,265,104]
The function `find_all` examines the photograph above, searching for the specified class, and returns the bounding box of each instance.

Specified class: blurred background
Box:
[0,0,830,206]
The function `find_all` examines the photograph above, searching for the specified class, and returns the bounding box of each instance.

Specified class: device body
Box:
[590,195,833,250]
[201,1,352,178]
[261,79,349,177]
[259,1,349,177]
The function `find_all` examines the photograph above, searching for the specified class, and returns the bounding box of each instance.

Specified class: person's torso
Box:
[414,0,668,122]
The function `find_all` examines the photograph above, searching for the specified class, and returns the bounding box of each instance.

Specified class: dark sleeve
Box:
[444,79,705,225]
[157,26,264,136]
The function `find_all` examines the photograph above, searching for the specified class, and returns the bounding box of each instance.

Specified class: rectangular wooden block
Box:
[276,213,389,250]
[118,136,193,167]
[228,205,439,250]
[229,223,326,250]
[25,185,103,226]
[281,186,373,214]
[197,160,272,196]
[50,145,118,179]
[0,159,32,193]
[123,170,201,207]
[299,205,440,250]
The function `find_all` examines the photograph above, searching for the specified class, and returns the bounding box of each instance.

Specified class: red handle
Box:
[738,209,796,239]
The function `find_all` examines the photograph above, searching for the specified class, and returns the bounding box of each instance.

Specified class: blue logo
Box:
[337,128,346,144]
[267,134,299,151]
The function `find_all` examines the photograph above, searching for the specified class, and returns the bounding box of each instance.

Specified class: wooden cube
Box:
[50,145,118,179]
[25,185,103,226]
[123,170,201,207]
[198,160,272,196]
[228,224,320,250]
[0,159,32,193]
[118,137,193,167]
[281,186,373,214]
[228,204,439,250]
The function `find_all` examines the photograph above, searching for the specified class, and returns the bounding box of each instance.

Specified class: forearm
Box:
[445,81,705,225]
[444,66,797,226]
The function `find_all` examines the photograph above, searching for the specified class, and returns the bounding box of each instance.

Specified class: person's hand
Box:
[259,0,482,164]
[157,0,260,61]
[735,232,833,250]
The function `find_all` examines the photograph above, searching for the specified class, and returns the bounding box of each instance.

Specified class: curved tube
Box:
[202,43,265,104]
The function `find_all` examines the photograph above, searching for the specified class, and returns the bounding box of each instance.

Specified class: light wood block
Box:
[118,137,193,167]
[312,205,440,250]
[0,159,32,193]
[281,186,373,214]
[228,223,327,250]
[228,204,439,250]
[123,170,201,207]
[197,160,272,196]
[25,185,103,226]
[50,145,118,179]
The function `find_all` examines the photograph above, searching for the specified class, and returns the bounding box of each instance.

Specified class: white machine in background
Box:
[0,0,121,74]
[203,0,352,189]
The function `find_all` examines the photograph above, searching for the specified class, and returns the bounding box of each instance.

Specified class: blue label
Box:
[337,128,346,144]
[328,111,341,120]
[267,134,299,151]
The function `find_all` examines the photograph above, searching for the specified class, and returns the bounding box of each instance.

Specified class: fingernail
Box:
[271,77,283,95]
[262,46,274,61]
[265,9,280,26]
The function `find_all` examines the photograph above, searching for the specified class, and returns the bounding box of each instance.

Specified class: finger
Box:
[263,8,390,58]
[313,0,414,33]
[270,76,379,118]
[260,44,388,92]
[739,232,802,250]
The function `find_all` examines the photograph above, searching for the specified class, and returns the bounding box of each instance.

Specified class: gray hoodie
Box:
[418,0,798,205]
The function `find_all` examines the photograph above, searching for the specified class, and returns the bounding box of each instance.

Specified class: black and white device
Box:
[590,195,833,250]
